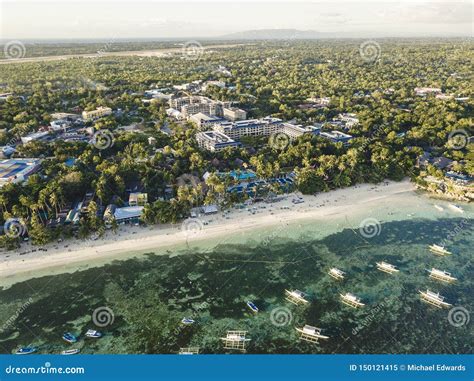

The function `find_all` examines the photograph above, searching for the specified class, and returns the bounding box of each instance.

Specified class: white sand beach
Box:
[1,179,467,287]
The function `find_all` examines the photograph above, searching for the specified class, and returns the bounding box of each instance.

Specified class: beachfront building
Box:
[223,107,247,121]
[82,107,112,121]
[196,131,241,152]
[104,205,144,224]
[0,158,42,187]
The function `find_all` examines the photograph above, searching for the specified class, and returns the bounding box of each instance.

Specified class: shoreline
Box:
[0,180,470,287]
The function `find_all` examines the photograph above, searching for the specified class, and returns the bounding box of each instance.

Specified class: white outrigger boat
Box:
[61,349,80,355]
[285,289,309,305]
[328,268,345,280]
[428,268,457,283]
[429,244,452,256]
[340,293,365,308]
[419,289,452,309]
[220,331,251,352]
[178,347,199,355]
[434,204,444,212]
[376,261,399,274]
[448,204,464,214]
[85,329,102,338]
[295,325,329,344]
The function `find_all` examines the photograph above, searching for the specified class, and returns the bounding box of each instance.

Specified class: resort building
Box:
[0,158,41,187]
[212,117,283,140]
[335,113,359,129]
[82,107,112,121]
[168,96,231,119]
[223,107,247,121]
[21,131,50,144]
[196,131,241,152]
[189,113,224,129]
[104,205,144,224]
[319,131,353,145]
[280,123,321,140]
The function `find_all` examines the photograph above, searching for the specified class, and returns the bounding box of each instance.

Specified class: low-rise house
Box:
[129,192,148,206]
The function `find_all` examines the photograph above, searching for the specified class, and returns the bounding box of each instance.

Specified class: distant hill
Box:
[218,29,342,40]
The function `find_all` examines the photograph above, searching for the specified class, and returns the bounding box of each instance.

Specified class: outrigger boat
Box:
[62,332,78,344]
[429,244,452,256]
[85,329,102,338]
[246,301,259,313]
[376,261,399,274]
[181,317,195,325]
[284,289,309,305]
[328,268,345,280]
[434,205,444,212]
[340,293,365,308]
[295,325,329,344]
[179,347,199,355]
[448,204,464,214]
[15,347,37,355]
[428,268,457,283]
[419,289,452,309]
[221,331,251,352]
[61,349,80,355]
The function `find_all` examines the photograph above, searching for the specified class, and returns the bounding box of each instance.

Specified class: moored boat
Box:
[246,301,259,313]
[419,289,452,309]
[61,349,80,355]
[15,347,37,355]
[181,317,195,325]
[62,332,78,344]
[376,261,399,274]
[428,268,457,283]
[428,244,452,256]
[328,268,345,280]
[85,329,102,338]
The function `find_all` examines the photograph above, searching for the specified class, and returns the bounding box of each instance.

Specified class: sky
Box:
[0,0,472,40]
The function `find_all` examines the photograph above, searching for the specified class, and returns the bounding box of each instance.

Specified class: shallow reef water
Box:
[0,217,472,354]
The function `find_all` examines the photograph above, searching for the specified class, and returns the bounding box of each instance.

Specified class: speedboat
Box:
[15,347,37,355]
[246,301,259,313]
[61,349,80,355]
[62,332,78,344]
[85,329,102,338]
[181,317,195,325]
